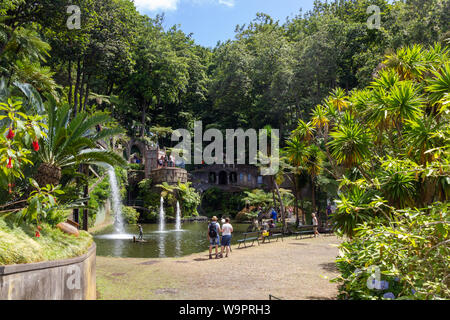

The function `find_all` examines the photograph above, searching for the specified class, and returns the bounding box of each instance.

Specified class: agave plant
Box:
[35,100,127,187]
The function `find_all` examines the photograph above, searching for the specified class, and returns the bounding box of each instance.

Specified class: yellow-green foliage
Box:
[0,216,93,265]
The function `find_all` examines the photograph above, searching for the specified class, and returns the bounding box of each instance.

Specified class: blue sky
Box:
[133,0,317,47]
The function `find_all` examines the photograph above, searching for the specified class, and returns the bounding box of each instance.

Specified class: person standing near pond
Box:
[220,218,233,258]
[208,216,222,259]
[137,224,144,241]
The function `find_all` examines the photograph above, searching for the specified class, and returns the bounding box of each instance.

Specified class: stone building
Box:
[125,138,188,186]
[190,164,273,193]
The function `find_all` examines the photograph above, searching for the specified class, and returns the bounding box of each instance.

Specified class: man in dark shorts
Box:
[207,216,222,259]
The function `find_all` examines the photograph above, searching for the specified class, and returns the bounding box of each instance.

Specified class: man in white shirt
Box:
[220,218,233,258]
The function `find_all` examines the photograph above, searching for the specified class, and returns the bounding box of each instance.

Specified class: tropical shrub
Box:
[201,187,245,217]
[16,179,65,226]
[121,206,140,225]
[288,44,449,299]
[0,96,46,200]
[157,182,201,217]
[334,203,449,300]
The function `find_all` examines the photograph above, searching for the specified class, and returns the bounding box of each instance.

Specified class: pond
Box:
[94,222,251,258]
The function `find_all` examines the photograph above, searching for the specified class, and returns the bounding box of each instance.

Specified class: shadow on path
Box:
[319,262,337,273]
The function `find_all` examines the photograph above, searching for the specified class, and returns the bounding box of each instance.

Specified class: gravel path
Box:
[96,235,341,300]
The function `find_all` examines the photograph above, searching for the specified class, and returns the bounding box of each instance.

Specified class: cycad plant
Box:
[35,100,127,187]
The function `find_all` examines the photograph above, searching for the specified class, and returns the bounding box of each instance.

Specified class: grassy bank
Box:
[0,215,93,265]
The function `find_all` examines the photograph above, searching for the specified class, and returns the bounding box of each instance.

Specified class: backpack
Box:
[208,223,217,238]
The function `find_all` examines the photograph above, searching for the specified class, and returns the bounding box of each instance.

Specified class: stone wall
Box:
[150,167,188,185]
[190,164,270,191]
[0,243,96,300]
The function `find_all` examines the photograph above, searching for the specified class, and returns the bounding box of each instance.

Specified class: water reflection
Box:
[94,222,249,259]
[175,230,181,257]
[158,231,166,257]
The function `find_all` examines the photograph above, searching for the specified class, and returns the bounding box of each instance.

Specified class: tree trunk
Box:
[311,177,316,223]
[141,104,146,137]
[82,164,89,231]
[73,58,82,115]
[68,60,72,105]
[274,180,286,231]
[78,68,86,113]
[107,81,114,96]
[293,174,300,227]
[83,75,91,111]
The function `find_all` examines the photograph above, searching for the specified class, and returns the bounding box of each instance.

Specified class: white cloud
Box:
[134,0,235,12]
[218,0,235,7]
[133,0,179,12]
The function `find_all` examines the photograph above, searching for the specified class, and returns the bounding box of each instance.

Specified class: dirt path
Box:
[96,235,341,300]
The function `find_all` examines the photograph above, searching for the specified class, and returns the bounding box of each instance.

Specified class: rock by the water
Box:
[56,222,79,237]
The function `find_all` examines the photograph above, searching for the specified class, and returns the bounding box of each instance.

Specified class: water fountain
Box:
[159,196,165,232]
[107,165,124,234]
[175,201,182,231]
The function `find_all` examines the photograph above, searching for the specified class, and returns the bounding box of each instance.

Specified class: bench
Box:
[292,225,318,239]
[319,225,334,236]
[263,227,284,243]
[237,231,260,248]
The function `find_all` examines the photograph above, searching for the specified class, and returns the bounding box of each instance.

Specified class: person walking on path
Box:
[220,218,233,258]
[208,216,222,259]
[312,212,320,237]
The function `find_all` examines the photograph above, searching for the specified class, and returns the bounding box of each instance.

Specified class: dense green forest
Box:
[1,0,448,142]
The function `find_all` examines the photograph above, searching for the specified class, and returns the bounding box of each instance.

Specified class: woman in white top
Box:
[220,218,233,258]
[312,212,320,237]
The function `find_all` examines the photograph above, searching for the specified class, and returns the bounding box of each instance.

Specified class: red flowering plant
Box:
[0,98,47,196]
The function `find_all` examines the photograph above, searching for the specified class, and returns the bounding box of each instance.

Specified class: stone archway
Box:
[229,172,237,184]
[209,172,217,184]
[218,171,228,185]
[126,139,147,165]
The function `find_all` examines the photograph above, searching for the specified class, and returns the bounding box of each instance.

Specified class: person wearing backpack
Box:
[208,216,222,259]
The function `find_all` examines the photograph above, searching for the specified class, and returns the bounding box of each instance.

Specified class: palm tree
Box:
[328,121,371,181]
[404,117,443,165]
[292,119,315,142]
[35,100,127,187]
[385,82,424,131]
[426,63,450,114]
[329,87,348,112]
[285,137,309,225]
[380,161,416,209]
[304,144,324,219]
[383,45,427,81]
[310,104,330,132]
